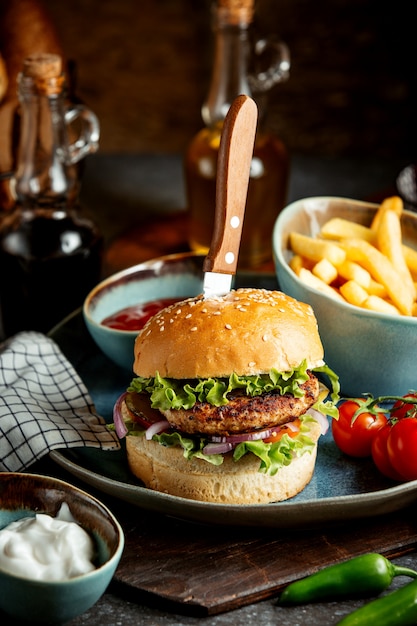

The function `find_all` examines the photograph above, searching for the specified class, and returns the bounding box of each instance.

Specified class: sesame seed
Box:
[249,361,256,367]
[262,334,268,341]
[225,323,232,330]
[185,313,192,319]
[190,326,198,332]
[160,326,165,332]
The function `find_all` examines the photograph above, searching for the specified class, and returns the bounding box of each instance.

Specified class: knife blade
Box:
[203,94,258,298]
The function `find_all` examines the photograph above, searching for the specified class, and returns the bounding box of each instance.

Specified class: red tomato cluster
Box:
[332,393,417,482]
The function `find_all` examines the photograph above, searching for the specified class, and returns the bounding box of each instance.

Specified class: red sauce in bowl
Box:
[101,298,180,331]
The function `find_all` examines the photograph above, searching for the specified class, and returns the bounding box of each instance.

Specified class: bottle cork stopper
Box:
[218,0,254,24]
[22,53,63,94]
[23,53,62,79]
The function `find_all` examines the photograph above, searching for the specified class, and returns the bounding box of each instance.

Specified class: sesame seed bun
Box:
[133,288,324,379]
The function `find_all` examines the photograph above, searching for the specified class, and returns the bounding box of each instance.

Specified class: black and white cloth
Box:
[0,332,120,472]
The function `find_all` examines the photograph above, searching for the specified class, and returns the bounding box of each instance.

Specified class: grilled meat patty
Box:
[161,373,320,436]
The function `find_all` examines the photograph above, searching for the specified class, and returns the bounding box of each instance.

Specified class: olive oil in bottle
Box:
[185,0,290,269]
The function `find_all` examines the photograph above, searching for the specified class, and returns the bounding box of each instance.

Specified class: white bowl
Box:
[273,196,417,397]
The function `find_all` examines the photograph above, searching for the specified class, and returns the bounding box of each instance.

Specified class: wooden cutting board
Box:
[112,501,417,616]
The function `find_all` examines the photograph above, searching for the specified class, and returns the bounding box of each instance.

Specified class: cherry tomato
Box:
[332,400,388,457]
[391,393,417,420]
[387,417,417,480]
[371,423,404,481]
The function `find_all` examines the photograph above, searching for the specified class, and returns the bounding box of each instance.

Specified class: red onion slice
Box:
[113,392,128,439]
[306,408,329,435]
[208,427,276,444]
[285,421,299,433]
[203,441,235,455]
[145,419,171,440]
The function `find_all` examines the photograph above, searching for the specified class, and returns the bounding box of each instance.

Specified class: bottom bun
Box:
[126,420,322,504]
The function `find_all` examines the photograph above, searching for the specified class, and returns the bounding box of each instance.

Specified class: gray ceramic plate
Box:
[49,273,417,528]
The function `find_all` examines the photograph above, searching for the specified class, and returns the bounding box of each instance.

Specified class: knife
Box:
[203,94,258,298]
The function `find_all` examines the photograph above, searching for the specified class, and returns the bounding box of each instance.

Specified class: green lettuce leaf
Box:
[233,430,316,475]
[128,361,313,410]
[312,363,341,419]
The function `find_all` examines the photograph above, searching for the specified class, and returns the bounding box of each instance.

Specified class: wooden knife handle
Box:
[203,94,258,275]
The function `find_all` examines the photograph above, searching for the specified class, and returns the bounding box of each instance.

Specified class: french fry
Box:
[366,279,387,299]
[289,254,305,276]
[337,260,371,289]
[320,218,374,243]
[298,268,346,302]
[341,238,414,315]
[363,295,401,316]
[376,208,416,299]
[370,196,403,231]
[312,258,338,284]
[290,232,346,266]
[403,244,417,278]
[339,280,368,307]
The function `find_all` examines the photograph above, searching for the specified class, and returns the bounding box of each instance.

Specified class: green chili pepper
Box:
[278,553,417,605]
[336,578,417,625]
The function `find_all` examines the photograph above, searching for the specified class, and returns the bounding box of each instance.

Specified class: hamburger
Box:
[113,288,339,504]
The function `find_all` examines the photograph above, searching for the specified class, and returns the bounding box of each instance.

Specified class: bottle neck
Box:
[13,73,78,210]
[202,8,253,127]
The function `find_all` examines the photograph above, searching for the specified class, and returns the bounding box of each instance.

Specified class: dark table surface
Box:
[2,151,416,626]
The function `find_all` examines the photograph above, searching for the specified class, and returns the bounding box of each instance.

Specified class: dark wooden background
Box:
[43,0,416,161]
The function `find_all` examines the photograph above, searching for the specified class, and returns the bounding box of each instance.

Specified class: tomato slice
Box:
[387,417,417,481]
[332,400,388,457]
[263,419,301,443]
[125,392,163,428]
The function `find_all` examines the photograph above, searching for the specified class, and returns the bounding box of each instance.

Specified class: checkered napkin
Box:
[0,331,120,472]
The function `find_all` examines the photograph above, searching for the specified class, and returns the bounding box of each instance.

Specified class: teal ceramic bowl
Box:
[273,196,417,398]
[83,252,205,372]
[0,473,124,624]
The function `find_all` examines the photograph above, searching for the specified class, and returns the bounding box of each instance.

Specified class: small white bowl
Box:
[83,252,205,371]
[0,472,124,624]
[273,196,417,398]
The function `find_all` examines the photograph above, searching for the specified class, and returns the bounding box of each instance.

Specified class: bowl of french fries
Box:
[273,196,417,397]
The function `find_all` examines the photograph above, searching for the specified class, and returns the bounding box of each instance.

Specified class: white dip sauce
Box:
[0,503,96,581]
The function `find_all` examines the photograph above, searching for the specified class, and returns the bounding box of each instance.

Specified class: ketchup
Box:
[101,298,180,331]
